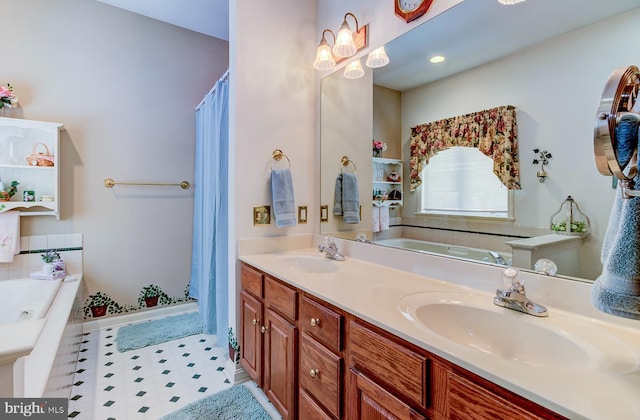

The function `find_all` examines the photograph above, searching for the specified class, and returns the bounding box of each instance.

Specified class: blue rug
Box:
[116,312,203,352]
[160,385,272,420]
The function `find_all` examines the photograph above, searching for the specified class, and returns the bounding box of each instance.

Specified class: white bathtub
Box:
[374,238,511,266]
[0,276,83,398]
[0,278,62,325]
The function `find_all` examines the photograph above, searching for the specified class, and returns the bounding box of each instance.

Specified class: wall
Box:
[230,0,317,329]
[2,0,228,314]
[400,9,640,279]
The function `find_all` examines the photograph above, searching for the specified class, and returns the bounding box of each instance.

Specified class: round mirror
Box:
[594,65,640,180]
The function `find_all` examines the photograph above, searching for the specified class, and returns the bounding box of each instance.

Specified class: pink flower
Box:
[0,83,18,109]
[372,140,387,151]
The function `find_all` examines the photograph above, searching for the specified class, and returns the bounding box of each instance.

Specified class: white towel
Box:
[0,211,20,263]
[372,206,380,233]
[380,206,390,231]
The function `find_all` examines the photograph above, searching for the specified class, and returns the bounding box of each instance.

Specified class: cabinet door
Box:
[264,308,297,420]
[240,290,263,385]
[348,368,426,420]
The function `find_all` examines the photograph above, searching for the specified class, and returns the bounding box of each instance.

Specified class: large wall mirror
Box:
[320,0,640,282]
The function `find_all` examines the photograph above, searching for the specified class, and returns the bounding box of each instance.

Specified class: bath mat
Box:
[160,384,271,420]
[116,311,203,352]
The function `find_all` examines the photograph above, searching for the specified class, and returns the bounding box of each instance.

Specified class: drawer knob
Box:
[310,317,321,327]
[261,325,268,334]
[309,368,320,379]
[252,318,258,326]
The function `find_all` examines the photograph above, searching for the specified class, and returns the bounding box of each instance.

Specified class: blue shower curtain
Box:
[189,72,229,336]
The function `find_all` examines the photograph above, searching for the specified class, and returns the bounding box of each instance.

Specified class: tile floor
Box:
[67,313,281,419]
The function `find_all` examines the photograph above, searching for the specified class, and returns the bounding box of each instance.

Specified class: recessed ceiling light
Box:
[430,55,445,63]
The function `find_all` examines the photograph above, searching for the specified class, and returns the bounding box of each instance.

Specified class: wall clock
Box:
[395,0,433,23]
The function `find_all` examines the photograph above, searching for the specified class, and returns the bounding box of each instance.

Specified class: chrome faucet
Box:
[493,268,548,317]
[488,250,507,266]
[318,236,345,261]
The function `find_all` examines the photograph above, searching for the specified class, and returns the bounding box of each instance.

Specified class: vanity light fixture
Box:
[366,46,390,68]
[313,12,368,71]
[333,13,360,57]
[497,0,525,4]
[344,59,365,79]
[313,29,337,71]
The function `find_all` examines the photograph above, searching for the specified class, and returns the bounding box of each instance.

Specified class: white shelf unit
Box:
[0,117,64,219]
[372,157,403,207]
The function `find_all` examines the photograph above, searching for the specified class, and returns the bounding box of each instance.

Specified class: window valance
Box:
[409,105,520,191]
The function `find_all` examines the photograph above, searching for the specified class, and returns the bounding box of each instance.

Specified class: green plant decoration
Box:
[41,249,60,263]
[137,284,171,307]
[83,291,123,318]
[0,180,19,201]
[228,327,240,363]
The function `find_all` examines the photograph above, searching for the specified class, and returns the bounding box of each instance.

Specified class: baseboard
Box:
[82,302,199,333]
[224,359,250,384]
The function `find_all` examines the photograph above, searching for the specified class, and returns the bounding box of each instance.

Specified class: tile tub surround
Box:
[238,235,640,419]
[3,275,84,398]
[0,233,83,281]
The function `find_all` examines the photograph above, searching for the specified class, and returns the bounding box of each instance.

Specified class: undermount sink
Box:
[398,291,594,370]
[275,255,340,274]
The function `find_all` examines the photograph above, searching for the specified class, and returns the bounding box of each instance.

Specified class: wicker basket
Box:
[26,143,55,167]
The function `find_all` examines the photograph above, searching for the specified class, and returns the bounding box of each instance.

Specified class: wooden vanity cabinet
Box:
[239,263,566,420]
[240,264,298,420]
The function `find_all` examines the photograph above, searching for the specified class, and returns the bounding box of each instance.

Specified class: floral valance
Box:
[409,105,520,191]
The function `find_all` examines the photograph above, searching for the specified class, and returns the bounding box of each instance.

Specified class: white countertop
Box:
[239,242,640,420]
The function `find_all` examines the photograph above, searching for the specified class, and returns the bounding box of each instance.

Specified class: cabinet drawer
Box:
[265,275,298,320]
[241,264,263,298]
[448,373,546,420]
[299,389,334,420]
[300,333,342,419]
[301,296,342,353]
[349,320,428,409]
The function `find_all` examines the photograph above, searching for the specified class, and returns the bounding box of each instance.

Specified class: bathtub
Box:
[374,238,511,266]
[0,278,62,325]
[0,276,83,398]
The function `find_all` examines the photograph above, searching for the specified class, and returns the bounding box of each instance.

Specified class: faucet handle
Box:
[502,267,525,294]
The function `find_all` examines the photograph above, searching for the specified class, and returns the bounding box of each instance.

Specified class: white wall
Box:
[230,0,317,328]
[401,9,640,279]
[2,0,228,310]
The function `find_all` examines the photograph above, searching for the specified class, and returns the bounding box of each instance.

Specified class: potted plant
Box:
[41,249,60,274]
[228,327,240,364]
[0,180,19,202]
[137,284,171,308]
[84,291,118,318]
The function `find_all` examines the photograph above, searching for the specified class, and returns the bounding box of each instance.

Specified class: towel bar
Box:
[103,178,190,189]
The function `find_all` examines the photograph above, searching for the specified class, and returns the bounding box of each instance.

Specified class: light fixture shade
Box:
[366,46,390,68]
[333,21,357,58]
[313,41,335,71]
[344,59,364,79]
[497,0,525,4]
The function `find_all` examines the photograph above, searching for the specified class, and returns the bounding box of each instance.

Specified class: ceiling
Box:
[95,0,229,40]
[374,0,640,91]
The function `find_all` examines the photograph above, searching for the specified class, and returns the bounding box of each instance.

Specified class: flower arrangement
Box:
[0,84,18,109]
[373,140,387,157]
[41,249,60,263]
[0,181,19,201]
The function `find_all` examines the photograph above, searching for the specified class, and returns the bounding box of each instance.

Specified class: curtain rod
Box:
[196,69,229,110]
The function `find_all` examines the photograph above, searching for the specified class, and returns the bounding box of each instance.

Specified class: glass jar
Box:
[549,195,590,236]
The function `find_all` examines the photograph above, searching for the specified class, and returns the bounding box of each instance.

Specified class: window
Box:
[420,147,510,218]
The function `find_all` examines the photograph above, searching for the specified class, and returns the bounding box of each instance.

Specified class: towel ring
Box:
[341,156,357,173]
[271,149,291,169]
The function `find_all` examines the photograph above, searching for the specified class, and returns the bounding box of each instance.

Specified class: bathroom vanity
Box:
[238,237,640,420]
[241,261,562,419]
